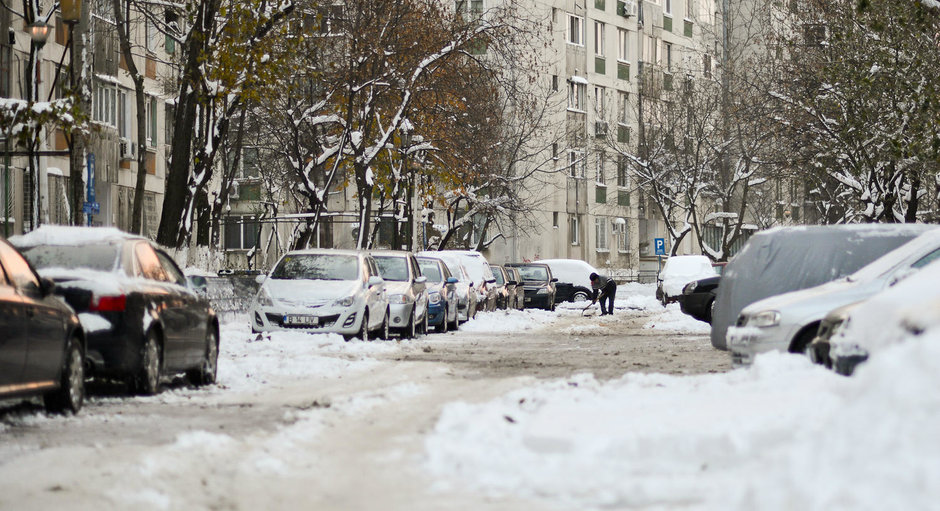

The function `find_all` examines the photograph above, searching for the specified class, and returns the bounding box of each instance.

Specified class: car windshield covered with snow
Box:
[418,259,444,283]
[21,242,120,272]
[518,266,550,282]
[271,254,359,281]
[374,255,409,282]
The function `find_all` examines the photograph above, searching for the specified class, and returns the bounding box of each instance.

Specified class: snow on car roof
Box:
[10,225,140,247]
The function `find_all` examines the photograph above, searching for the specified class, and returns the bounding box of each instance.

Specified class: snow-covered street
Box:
[1,285,937,510]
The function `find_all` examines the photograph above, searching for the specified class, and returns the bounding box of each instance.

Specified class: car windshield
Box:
[22,243,120,272]
[271,254,359,281]
[374,256,409,282]
[492,268,505,285]
[418,259,443,283]
[518,266,549,281]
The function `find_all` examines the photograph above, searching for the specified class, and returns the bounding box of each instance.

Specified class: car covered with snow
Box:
[417,251,480,322]
[11,226,219,395]
[710,224,933,350]
[250,249,390,340]
[0,236,85,414]
[828,258,940,376]
[728,228,940,366]
[372,250,429,338]
[439,250,498,311]
[655,255,717,306]
[539,259,598,303]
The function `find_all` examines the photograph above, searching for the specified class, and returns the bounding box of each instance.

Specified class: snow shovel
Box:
[581,303,598,317]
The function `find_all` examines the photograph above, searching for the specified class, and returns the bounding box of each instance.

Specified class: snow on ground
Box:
[452,308,559,333]
[643,303,711,334]
[425,331,940,510]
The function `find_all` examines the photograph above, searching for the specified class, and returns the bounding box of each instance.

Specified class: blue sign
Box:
[654,238,666,255]
[86,153,96,203]
[82,202,100,215]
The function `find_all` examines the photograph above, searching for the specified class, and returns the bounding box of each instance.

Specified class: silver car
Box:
[249,249,390,340]
[728,228,940,366]
[418,251,478,323]
[372,251,429,338]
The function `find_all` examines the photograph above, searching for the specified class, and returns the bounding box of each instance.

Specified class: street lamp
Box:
[27,22,52,47]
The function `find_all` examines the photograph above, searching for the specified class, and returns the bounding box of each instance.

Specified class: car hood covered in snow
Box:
[263,278,362,307]
[660,255,716,297]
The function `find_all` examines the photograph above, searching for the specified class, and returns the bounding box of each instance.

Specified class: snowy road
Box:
[1,289,937,510]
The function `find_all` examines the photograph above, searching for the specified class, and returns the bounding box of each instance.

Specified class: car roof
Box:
[9,225,146,248]
[282,248,364,257]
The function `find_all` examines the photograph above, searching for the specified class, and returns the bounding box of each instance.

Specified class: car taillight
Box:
[91,294,127,312]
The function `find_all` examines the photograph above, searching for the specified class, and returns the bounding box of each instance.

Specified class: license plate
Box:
[284,314,318,326]
[524,297,531,302]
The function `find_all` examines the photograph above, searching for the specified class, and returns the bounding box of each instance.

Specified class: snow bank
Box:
[425,336,940,510]
[643,303,711,334]
[458,308,558,334]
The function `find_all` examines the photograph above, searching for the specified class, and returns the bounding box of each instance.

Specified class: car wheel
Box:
[188,326,218,386]
[704,298,715,323]
[358,311,370,341]
[789,327,818,355]
[44,336,84,414]
[135,330,162,396]
[404,310,416,339]
[572,290,591,302]
[379,310,391,340]
[438,313,448,333]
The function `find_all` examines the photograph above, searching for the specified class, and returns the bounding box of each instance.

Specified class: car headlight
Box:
[255,287,274,307]
[537,287,549,295]
[429,291,442,304]
[682,282,698,295]
[335,295,355,307]
[749,310,780,328]
[389,294,410,304]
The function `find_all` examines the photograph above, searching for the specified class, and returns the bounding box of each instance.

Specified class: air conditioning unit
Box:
[618,0,638,17]
[595,120,609,137]
[119,138,136,160]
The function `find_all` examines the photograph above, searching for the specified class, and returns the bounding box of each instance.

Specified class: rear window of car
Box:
[517,266,549,281]
[492,267,505,285]
[272,254,359,281]
[22,242,120,272]
[418,259,443,282]
[374,256,409,282]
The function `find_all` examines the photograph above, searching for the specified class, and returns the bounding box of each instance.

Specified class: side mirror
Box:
[486,278,496,284]
[507,280,517,286]
[368,275,384,287]
[415,276,427,284]
[187,275,208,295]
[446,277,458,284]
[255,274,266,284]
[39,277,55,297]
[551,278,558,283]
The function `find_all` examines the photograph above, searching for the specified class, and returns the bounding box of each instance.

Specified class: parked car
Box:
[416,256,459,333]
[727,228,940,366]
[503,266,525,310]
[656,255,717,306]
[829,258,940,376]
[506,263,557,310]
[539,259,597,303]
[373,250,429,338]
[417,251,479,322]
[490,265,512,309]
[710,224,933,350]
[438,250,498,311]
[0,237,85,414]
[807,301,864,369]
[678,275,721,323]
[249,249,390,341]
[12,226,219,395]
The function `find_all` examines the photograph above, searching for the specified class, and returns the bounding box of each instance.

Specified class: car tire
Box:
[704,298,715,323]
[358,310,370,341]
[135,330,162,396]
[437,313,448,333]
[44,336,84,414]
[188,326,218,386]
[572,290,591,302]
[379,310,390,340]
[404,310,416,339]
[420,309,429,336]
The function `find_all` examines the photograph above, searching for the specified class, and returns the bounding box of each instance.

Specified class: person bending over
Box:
[589,272,617,316]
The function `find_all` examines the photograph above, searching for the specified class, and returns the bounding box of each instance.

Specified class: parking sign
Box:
[654,238,666,255]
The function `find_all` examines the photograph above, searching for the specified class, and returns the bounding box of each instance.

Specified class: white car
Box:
[728,228,940,367]
[539,258,600,303]
[249,249,390,340]
[656,255,717,306]
[435,250,498,311]
[372,250,429,338]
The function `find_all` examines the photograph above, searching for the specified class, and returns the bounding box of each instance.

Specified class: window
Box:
[552,143,559,160]
[93,82,117,128]
[618,91,629,124]
[0,44,11,97]
[615,219,628,252]
[553,212,559,228]
[145,96,158,147]
[569,215,580,245]
[617,155,629,187]
[664,0,672,15]
[224,216,262,250]
[135,243,169,282]
[595,218,609,251]
[568,80,586,110]
[118,90,130,139]
[319,4,345,33]
[594,21,605,56]
[595,151,606,185]
[594,86,605,116]
[234,147,261,180]
[146,18,160,53]
[665,42,673,71]
[0,241,40,291]
[94,0,115,23]
[155,251,186,286]
[912,249,940,270]
[686,0,695,18]
[703,53,712,78]
[567,150,585,178]
[567,14,584,46]
[552,74,558,91]
[617,28,629,62]
[455,0,483,17]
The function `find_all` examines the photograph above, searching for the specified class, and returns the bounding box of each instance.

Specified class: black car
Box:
[678,275,720,323]
[12,227,219,395]
[0,237,85,414]
[506,263,557,311]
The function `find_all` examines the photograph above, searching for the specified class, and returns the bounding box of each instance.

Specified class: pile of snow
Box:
[643,303,710,334]
[659,255,717,297]
[459,308,558,334]
[425,333,940,509]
